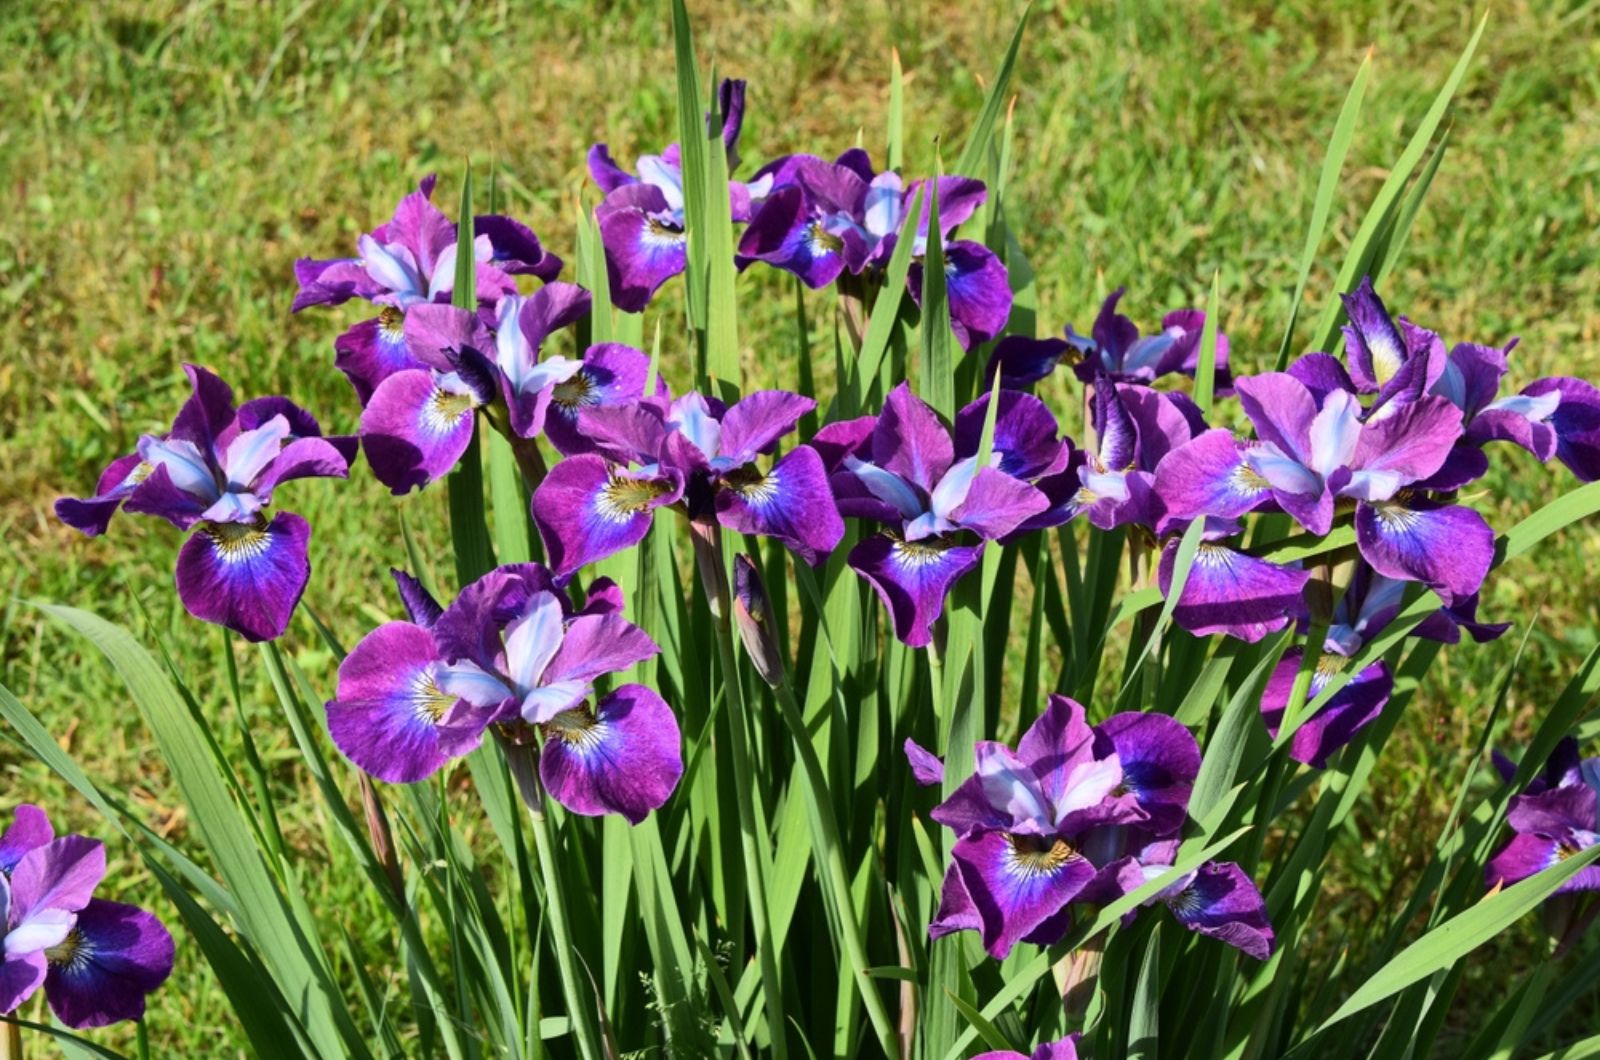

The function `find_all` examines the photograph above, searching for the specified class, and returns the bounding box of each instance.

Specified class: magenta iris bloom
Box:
[1156,519,1310,644]
[533,389,842,580]
[328,565,681,823]
[924,696,1198,958]
[589,79,764,312]
[56,365,354,641]
[359,283,591,492]
[822,383,1047,647]
[1486,742,1600,895]
[741,149,1011,349]
[0,806,173,1028]
[293,174,562,403]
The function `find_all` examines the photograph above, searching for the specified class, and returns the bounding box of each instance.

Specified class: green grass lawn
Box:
[2,0,1599,1053]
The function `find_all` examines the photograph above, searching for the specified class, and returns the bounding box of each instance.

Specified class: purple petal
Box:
[540,612,659,693]
[169,364,238,452]
[719,391,815,466]
[432,564,560,671]
[950,467,1049,541]
[811,416,877,472]
[326,622,478,783]
[587,144,637,194]
[1346,396,1463,500]
[849,533,982,648]
[540,685,683,824]
[904,739,945,787]
[1354,498,1493,604]
[1153,430,1269,524]
[9,835,105,924]
[1167,861,1274,958]
[334,312,424,405]
[914,241,1011,350]
[1340,277,1406,392]
[905,175,987,235]
[873,382,954,493]
[1095,712,1201,836]
[952,831,1096,959]
[596,184,688,313]
[518,281,592,350]
[254,437,351,498]
[402,303,492,373]
[715,445,843,564]
[737,185,848,289]
[0,950,47,1015]
[928,864,982,940]
[1525,377,1600,482]
[174,512,311,642]
[988,336,1072,389]
[474,215,563,281]
[1485,834,1566,889]
[544,344,657,457]
[955,390,1067,481]
[292,257,383,312]
[42,898,174,1029]
[391,569,443,629]
[1287,352,1357,403]
[360,369,478,494]
[1259,649,1393,768]
[56,452,146,536]
[532,455,682,581]
[1235,373,1318,467]
[1161,539,1310,643]
[121,462,209,531]
[1090,377,1138,470]
[370,174,452,279]
[0,806,53,875]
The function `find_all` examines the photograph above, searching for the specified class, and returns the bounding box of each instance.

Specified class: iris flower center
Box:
[203,517,272,562]
[411,672,455,723]
[644,217,687,247]
[1004,834,1077,879]
[552,371,596,414]
[44,928,90,970]
[1232,462,1271,492]
[378,305,406,341]
[723,464,781,505]
[806,221,844,255]
[425,388,477,433]
[596,474,671,522]
[545,707,608,752]
[891,537,952,569]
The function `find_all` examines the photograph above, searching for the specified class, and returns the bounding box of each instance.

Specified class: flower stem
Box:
[772,678,900,1057]
[501,737,604,1060]
[0,1019,21,1060]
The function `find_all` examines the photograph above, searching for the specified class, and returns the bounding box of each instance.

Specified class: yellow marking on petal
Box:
[45,928,89,971]
[545,707,608,752]
[411,672,455,724]
[203,517,272,562]
[1004,834,1078,879]
[807,221,844,255]
[378,305,406,342]
[595,474,672,522]
[723,464,781,505]
[552,371,597,414]
[890,538,953,570]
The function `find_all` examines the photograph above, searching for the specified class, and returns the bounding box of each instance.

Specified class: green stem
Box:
[0,1019,20,1060]
[773,679,900,1056]
[712,614,789,1060]
[503,738,604,1060]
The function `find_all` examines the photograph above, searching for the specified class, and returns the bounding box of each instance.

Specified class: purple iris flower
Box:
[1088,839,1274,959]
[0,806,173,1028]
[56,365,354,641]
[359,283,592,492]
[975,1035,1082,1060]
[329,565,681,823]
[589,79,766,312]
[1486,746,1600,894]
[822,383,1047,647]
[1156,361,1494,604]
[533,389,842,580]
[1157,519,1311,644]
[925,696,1196,958]
[293,174,562,403]
[987,289,1230,391]
[741,150,1010,349]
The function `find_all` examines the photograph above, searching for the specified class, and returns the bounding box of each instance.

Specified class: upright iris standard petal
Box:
[532,611,660,723]
[326,621,484,783]
[174,512,311,643]
[544,343,655,456]
[360,368,480,493]
[911,241,1012,350]
[42,898,174,1029]
[955,390,1068,481]
[717,391,816,467]
[1344,396,1463,501]
[952,830,1096,959]
[875,383,955,493]
[849,533,983,648]
[1341,277,1408,392]
[1161,538,1310,643]
[533,455,682,580]
[1354,496,1493,604]
[1259,649,1394,768]
[737,185,848,289]
[1165,861,1274,958]
[539,685,683,824]
[715,445,844,564]
[987,335,1073,389]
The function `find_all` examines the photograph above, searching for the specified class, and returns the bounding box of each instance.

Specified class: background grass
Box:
[2,0,1598,1054]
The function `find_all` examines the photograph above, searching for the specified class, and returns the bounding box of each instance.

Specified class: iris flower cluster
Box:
[0,806,173,1028]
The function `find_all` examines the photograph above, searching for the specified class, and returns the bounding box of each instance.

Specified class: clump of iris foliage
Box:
[8,4,1600,1058]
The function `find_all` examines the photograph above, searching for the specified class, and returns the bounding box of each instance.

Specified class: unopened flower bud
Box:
[733,554,786,688]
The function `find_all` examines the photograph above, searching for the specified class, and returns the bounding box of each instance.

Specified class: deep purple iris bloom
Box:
[1156,519,1311,644]
[328,565,681,823]
[740,149,1011,349]
[359,283,592,492]
[975,1035,1081,1060]
[921,696,1195,958]
[589,79,765,312]
[819,383,1047,647]
[1486,742,1600,895]
[56,365,354,641]
[1085,839,1274,959]
[292,174,562,403]
[0,806,173,1028]
[987,288,1230,391]
[1156,362,1493,604]
[533,389,843,580]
